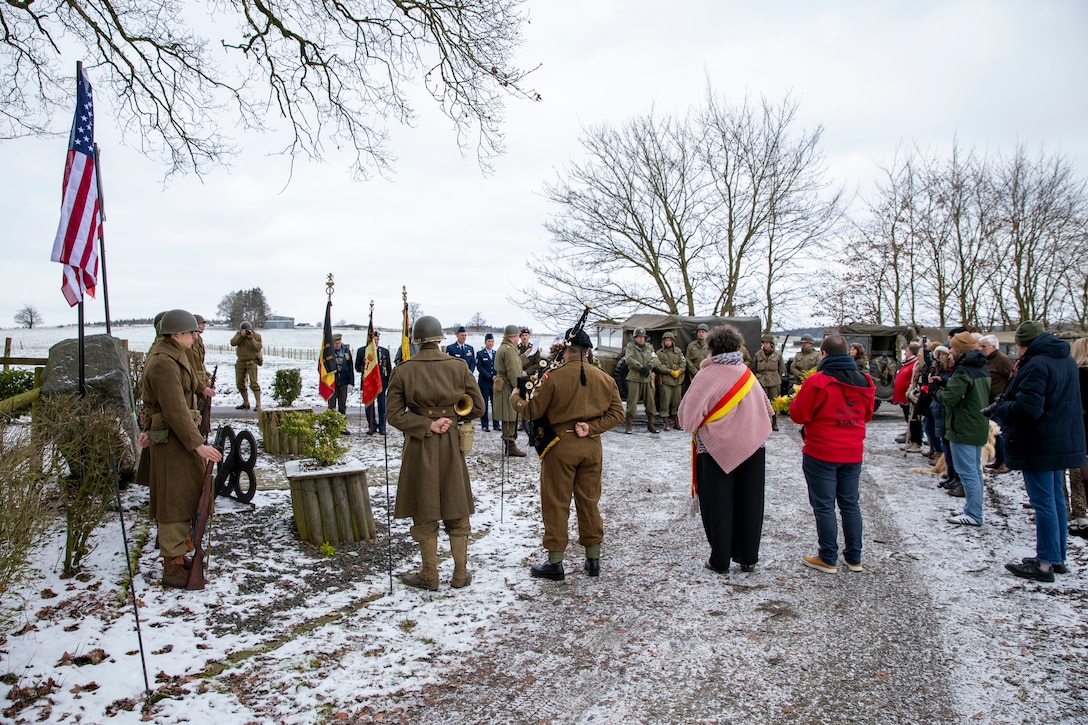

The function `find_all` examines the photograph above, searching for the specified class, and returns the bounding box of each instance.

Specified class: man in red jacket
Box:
[790,335,876,574]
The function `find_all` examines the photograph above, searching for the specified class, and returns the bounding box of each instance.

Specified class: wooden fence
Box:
[205,344,318,361]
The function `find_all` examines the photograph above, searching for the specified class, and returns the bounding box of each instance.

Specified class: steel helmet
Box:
[633,327,647,338]
[413,315,445,343]
[159,309,200,335]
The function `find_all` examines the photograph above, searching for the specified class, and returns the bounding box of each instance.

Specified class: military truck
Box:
[836,323,924,407]
[594,314,762,397]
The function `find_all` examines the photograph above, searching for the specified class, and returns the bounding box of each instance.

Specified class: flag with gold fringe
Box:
[318,300,336,400]
[400,287,412,363]
[362,305,383,406]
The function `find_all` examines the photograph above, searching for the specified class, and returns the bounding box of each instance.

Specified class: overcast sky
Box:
[2,0,1086,332]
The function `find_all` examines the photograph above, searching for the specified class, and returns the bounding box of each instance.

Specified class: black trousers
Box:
[696,446,766,571]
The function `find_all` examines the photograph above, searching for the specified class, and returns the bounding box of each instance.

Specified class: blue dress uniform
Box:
[476,335,497,430]
[445,326,476,373]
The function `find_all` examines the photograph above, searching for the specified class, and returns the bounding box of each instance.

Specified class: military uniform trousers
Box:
[626,379,657,417]
[761,384,781,401]
[235,360,260,396]
[539,432,605,552]
[658,384,682,417]
[696,447,766,571]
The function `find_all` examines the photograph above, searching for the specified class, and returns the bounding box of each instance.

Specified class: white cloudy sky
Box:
[1,0,1086,332]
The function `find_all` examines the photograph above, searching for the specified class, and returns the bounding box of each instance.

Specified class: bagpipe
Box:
[516,304,593,457]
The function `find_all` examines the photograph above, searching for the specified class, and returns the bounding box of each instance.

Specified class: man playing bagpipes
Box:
[510,327,624,581]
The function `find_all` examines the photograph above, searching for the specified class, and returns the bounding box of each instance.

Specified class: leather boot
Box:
[771,413,779,431]
[162,556,188,589]
[624,415,633,434]
[400,537,439,591]
[253,391,262,412]
[647,417,659,434]
[662,416,671,431]
[235,395,250,410]
[505,440,527,458]
[450,536,472,588]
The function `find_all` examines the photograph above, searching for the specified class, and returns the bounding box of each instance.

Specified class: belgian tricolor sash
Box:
[691,367,756,497]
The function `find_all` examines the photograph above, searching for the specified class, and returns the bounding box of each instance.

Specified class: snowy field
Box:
[1,326,1086,723]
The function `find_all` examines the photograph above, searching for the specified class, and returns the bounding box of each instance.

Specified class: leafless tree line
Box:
[1,0,538,177]
[523,90,842,332]
[823,141,1088,329]
[525,89,1087,333]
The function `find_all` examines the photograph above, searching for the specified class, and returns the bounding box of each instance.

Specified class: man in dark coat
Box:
[357,331,392,435]
[327,334,354,418]
[475,333,498,431]
[387,316,484,590]
[995,322,1087,582]
[141,309,223,588]
[510,329,624,580]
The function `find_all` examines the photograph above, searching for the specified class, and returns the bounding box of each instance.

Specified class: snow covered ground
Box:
[2,327,1086,723]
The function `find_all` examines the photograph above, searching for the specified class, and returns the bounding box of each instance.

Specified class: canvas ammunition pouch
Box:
[493,376,506,393]
[149,410,201,445]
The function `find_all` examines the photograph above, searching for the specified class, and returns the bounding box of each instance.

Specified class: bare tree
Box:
[1,0,539,177]
[14,304,42,329]
[700,92,841,327]
[527,110,713,325]
[467,312,487,331]
[993,145,1088,326]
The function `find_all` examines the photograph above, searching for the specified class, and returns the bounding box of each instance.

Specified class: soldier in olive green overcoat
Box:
[141,310,223,588]
[494,325,528,457]
[387,316,485,590]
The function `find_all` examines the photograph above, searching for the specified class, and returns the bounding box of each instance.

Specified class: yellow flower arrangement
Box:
[770,369,813,415]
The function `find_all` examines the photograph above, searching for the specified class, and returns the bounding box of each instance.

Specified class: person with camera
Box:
[230,320,263,410]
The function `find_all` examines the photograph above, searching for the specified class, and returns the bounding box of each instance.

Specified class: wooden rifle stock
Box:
[187,428,220,590]
[199,365,218,438]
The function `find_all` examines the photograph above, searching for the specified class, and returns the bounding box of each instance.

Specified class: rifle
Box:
[199,365,218,439]
[187,424,221,590]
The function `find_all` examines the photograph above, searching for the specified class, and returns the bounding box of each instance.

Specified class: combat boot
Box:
[162,556,188,589]
[235,394,250,410]
[450,536,472,588]
[400,537,439,591]
[505,440,527,458]
[253,391,262,412]
[625,415,633,434]
[647,417,659,434]
[662,416,671,431]
[771,413,779,432]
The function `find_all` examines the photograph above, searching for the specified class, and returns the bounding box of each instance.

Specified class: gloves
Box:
[516,374,530,397]
[670,369,681,379]
[980,403,997,419]
[642,364,652,376]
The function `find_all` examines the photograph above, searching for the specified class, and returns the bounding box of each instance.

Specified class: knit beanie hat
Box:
[949,331,976,356]
[1015,320,1045,346]
[934,345,950,357]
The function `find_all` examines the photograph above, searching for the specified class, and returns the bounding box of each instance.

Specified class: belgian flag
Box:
[318,300,336,400]
[361,306,383,406]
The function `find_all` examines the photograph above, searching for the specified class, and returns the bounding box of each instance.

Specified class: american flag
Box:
[50,68,101,307]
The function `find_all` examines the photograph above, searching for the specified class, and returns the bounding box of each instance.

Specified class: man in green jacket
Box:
[934,331,991,525]
[753,334,785,431]
[789,334,821,382]
[685,323,710,379]
[624,327,659,433]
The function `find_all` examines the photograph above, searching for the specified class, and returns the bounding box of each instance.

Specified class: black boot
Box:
[584,558,600,577]
[530,560,565,581]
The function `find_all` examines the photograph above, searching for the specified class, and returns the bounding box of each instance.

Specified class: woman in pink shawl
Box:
[677,325,773,575]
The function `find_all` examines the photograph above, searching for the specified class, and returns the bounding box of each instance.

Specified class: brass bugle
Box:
[454,394,474,416]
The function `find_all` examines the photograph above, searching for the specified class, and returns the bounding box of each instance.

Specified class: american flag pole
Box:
[93,143,111,335]
[75,63,86,398]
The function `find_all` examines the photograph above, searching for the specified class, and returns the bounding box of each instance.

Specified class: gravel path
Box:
[355,414,959,724]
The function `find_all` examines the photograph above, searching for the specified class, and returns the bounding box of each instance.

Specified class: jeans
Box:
[924,414,943,454]
[802,455,863,566]
[1022,469,1068,565]
[948,442,984,524]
